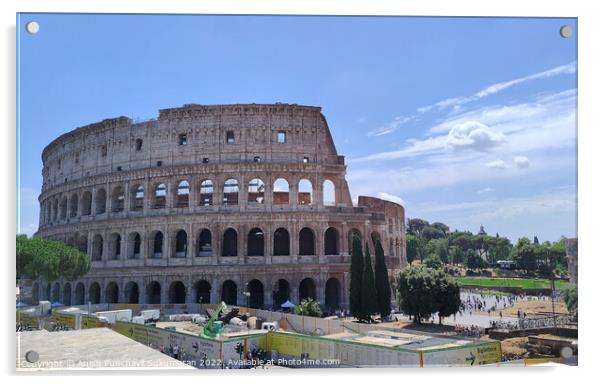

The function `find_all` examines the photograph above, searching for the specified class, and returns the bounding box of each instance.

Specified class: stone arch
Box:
[63,282,72,306]
[69,193,78,217]
[197,229,212,257]
[89,282,101,304]
[153,183,167,208]
[168,281,186,304]
[199,179,213,206]
[223,178,239,205]
[272,279,291,307]
[146,281,161,304]
[111,186,125,213]
[299,227,315,256]
[76,234,88,253]
[174,230,188,257]
[59,196,67,219]
[325,278,341,309]
[176,180,190,207]
[124,281,140,304]
[247,279,264,309]
[371,231,382,247]
[127,232,142,259]
[324,227,339,255]
[348,228,362,253]
[95,188,107,214]
[193,280,211,304]
[298,179,313,205]
[221,280,237,305]
[52,198,59,221]
[131,184,144,211]
[74,282,85,305]
[323,179,336,206]
[247,227,264,256]
[91,234,103,261]
[273,178,289,204]
[108,232,122,260]
[222,228,238,257]
[247,178,265,204]
[150,231,164,258]
[299,278,316,301]
[273,228,290,256]
[105,282,119,304]
[52,282,61,302]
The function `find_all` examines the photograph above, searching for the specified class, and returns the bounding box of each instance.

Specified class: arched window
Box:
[325,278,341,309]
[298,179,313,205]
[223,179,239,205]
[272,279,290,306]
[95,189,107,214]
[348,228,362,253]
[74,283,85,305]
[89,282,101,304]
[146,281,161,304]
[105,282,119,304]
[299,278,316,301]
[324,227,339,255]
[299,228,315,256]
[53,198,58,221]
[131,185,144,211]
[109,233,121,259]
[60,196,67,219]
[153,183,167,208]
[152,231,164,257]
[273,228,290,256]
[70,193,78,217]
[222,228,238,256]
[128,232,141,259]
[273,178,289,204]
[81,191,92,216]
[197,229,212,257]
[194,280,211,304]
[176,180,190,207]
[247,279,264,308]
[125,282,139,304]
[247,178,265,204]
[174,230,187,257]
[323,180,336,206]
[221,280,237,305]
[91,234,103,261]
[247,228,264,256]
[199,180,213,206]
[169,281,186,304]
[111,186,125,212]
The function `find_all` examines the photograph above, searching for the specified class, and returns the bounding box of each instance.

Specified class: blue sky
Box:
[17,14,577,243]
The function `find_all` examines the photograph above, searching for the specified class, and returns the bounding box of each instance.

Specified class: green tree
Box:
[561,283,578,318]
[449,245,466,265]
[424,253,443,269]
[349,235,364,321]
[361,243,378,322]
[434,270,461,324]
[431,222,450,235]
[16,235,90,283]
[407,218,430,237]
[294,298,322,317]
[373,239,391,321]
[466,249,485,271]
[406,234,425,264]
[396,266,437,323]
[512,243,539,274]
[422,226,446,241]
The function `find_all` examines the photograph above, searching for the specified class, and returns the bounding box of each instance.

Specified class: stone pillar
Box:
[239,225,246,263]
[160,276,169,304]
[290,178,298,208]
[213,223,221,265]
[188,223,195,264]
[210,276,219,303]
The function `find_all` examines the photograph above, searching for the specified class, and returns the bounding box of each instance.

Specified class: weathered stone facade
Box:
[34,103,407,310]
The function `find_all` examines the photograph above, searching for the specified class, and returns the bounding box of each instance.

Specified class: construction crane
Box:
[201,301,226,338]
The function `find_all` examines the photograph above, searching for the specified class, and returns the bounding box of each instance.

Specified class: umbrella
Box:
[51,301,65,308]
[16,302,28,308]
[280,300,295,309]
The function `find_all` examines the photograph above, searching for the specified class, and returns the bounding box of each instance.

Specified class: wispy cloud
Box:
[514,155,530,168]
[416,62,575,114]
[477,187,494,194]
[367,115,412,137]
[485,159,508,169]
[377,192,406,205]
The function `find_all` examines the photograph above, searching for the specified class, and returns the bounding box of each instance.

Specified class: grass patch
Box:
[455,277,568,290]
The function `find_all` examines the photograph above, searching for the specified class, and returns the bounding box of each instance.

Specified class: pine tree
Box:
[361,243,378,322]
[374,239,392,321]
[349,235,364,320]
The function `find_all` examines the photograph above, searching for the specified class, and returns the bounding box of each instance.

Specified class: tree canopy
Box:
[16,234,90,282]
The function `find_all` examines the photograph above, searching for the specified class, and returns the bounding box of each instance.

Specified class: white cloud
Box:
[445,121,506,152]
[367,115,412,137]
[377,192,406,205]
[355,117,368,124]
[485,159,508,169]
[416,62,575,114]
[477,187,494,194]
[514,156,530,168]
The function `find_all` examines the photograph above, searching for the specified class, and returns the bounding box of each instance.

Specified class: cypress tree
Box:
[349,235,364,320]
[361,243,378,322]
[374,239,392,321]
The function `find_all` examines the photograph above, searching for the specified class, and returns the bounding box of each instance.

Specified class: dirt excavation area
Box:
[498,300,568,317]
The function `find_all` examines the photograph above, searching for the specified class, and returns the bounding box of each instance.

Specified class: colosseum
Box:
[33,103,407,311]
